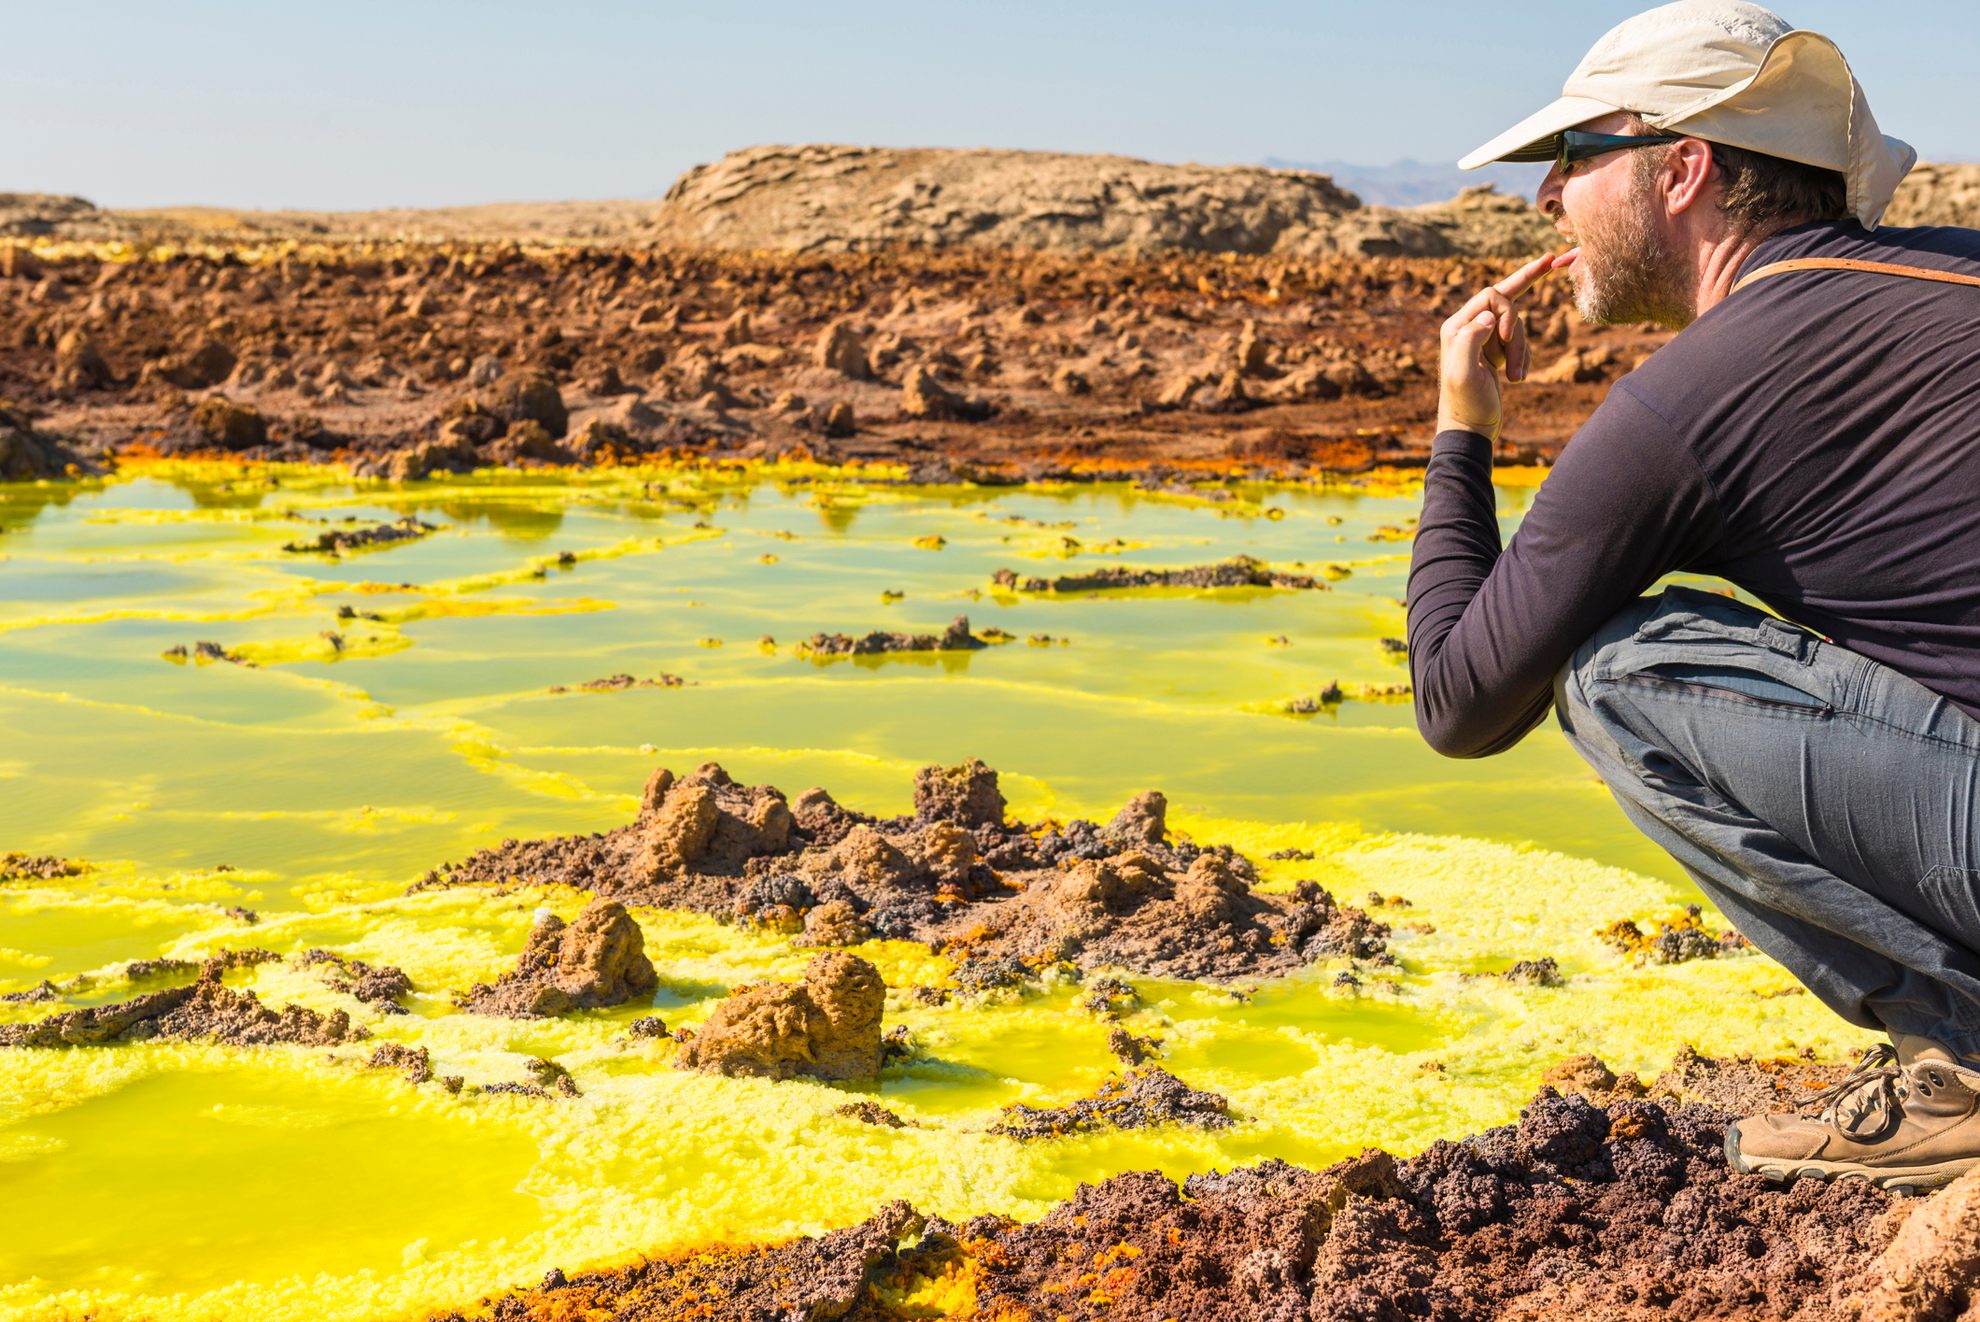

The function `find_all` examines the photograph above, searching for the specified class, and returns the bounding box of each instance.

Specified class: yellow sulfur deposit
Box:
[0,462,1872,1322]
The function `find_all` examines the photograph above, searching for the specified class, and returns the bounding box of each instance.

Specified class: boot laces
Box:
[1797,1043,1905,1142]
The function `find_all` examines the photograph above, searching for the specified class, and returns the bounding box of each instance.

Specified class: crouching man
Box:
[1409,0,1980,1191]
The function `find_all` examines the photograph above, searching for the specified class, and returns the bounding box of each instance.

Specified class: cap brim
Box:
[1458,94,1620,169]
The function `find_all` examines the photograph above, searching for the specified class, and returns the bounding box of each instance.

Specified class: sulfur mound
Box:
[0,959,364,1048]
[992,1066,1232,1139]
[426,759,1387,983]
[456,898,658,1019]
[676,951,886,1082]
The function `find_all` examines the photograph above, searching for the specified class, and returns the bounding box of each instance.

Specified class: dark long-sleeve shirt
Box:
[1408,219,1980,758]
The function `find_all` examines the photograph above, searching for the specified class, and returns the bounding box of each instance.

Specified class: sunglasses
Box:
[1504,130,1684,173]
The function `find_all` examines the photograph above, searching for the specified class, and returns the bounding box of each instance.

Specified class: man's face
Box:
[1536,113,1697,329]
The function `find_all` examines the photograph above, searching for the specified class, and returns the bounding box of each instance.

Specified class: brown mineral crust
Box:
[367,1041,433,1084]
[426,760,1387,983]
[1104,790,1168,845]
[1645,1044,1853,1117]
[991,1065,1233,1139]
[836,1100,907,1128]
[456,897,659,1019]
[634,762,796,880]
[425,1198,925,1322]
[449,1051,1944,1322]
[121,956,201,982]
[676,951,886,1082]
[190,394,267,449]
[935,854,1389,984]
[796,898,873,948]
[548,672,686,693]
[912,757,1006,830]
[0,851,87,881]
[953,1084,1904,1322]
[0,960,362,1048]
[281,515,433,555]
[7,237,1668,480]
[994,554,1326,594]
[298,948,413,1012]
[796,614,989,657]
[1845,1164,1980,1320]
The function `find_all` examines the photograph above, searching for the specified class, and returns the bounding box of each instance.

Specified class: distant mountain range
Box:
[1264,157,1548,208]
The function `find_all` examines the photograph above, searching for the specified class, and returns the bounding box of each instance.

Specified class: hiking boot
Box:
[1724,1037,1980,1193]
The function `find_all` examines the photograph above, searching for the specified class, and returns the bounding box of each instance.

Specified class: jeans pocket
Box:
[1918,866,1980,949]
[1619,662,1834,714]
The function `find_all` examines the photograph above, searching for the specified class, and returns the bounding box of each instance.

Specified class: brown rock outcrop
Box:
[814,319,870,379]
[912,757,1006,829]
[900,363,990,422]
[675,951,885,1081]
[456,898,659,1019]
[634,763,794,878]
[191,395,268,449]
[1848,1164,1980,1319]
[52,328,111,391]
[429,759,1388,983]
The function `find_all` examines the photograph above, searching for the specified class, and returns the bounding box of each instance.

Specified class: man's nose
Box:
[1536,164,1566,220]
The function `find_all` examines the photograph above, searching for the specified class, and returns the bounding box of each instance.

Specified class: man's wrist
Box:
[1434,415,1499,445]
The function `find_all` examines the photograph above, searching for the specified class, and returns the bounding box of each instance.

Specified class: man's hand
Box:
[1437,250,1576,443]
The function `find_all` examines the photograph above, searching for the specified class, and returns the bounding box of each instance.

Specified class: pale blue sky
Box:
[6,2,1973,209]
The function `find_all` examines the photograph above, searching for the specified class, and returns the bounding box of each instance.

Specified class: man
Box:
[1408,0,1980,1192]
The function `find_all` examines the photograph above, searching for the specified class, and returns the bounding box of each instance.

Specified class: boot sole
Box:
[1724,1122,1977,1194]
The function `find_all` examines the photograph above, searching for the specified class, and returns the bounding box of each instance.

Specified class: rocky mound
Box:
[0,404,93,481]
[992,555,1324,594]
[992,1065,1232,1139]
[280,516,434,555]
[454,1052,1980,1322]
[0,851,86,881]
[675,950,886,1081]
[424,760,1388,983]
[652,145,1373,255]
[456,898,658,1018]
[426,1201,927,1322]
[0,958,364,1048]
[795,613,991,657]
[298,949,412,1013]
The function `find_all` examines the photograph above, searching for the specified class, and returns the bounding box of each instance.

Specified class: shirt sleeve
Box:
[1405,383,1723,758]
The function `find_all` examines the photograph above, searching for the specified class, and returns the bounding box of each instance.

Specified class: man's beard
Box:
[1567,164,1697,328]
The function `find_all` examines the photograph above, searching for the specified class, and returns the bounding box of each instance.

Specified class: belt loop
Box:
[1757,619,1810,662]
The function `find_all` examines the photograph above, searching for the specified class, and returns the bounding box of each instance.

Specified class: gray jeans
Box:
[1554,584,1980,1059]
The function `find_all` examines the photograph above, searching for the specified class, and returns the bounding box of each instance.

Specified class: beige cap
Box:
[1459,1,1915,228]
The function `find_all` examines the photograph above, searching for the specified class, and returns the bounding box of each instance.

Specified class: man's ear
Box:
[1663,138,1716,218]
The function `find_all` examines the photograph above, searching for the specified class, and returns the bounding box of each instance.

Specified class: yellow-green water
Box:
[0,462,1872,1322]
